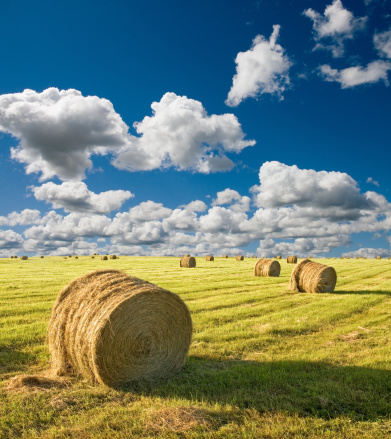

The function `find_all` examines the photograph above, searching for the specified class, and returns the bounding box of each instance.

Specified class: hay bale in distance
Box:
[40,256,44,258]
[47,269,192,387]
[287,256,297,264]
[222,255,228,258]
[205,255,214,261]
[254,258,280,277]
[276,255,281,259]
[101,256,108,260]
[180,256,196,268]
[110,255,117,259]
[236,255,244,261]
[376,256,381,260]
[289,259,337,293]
[20,256,28,260]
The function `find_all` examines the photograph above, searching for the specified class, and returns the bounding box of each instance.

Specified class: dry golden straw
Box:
[254,258,280,277]
[289,259,337,293]
[287,256,297,264]
[205,255,214,261]
[47,269,192,387]
[180,256,196,268]
[236,255,244,261]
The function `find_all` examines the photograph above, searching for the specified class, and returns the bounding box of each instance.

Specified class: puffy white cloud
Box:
[319,61,391,87]
[0,88,129,181]
[225,25,292,107]
[343,248,390,258]
[374,28,391,59]
[31,181,133,214]
[304,0,366,57]
[0,209,41,226]
[113,92,255,173]
[127,201,172,222]
[181,200,207,212]
[212,189,242,205]
[253,161,372,216]
[0,229,24,250]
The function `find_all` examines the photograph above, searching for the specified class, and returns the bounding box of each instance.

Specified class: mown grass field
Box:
[1,255,391,438]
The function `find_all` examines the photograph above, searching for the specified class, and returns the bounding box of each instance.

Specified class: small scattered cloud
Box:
[319,61,391,87]
[31,181,133,214]
[367,177,380,187]
[374,28,391,59]
[225,25,292,107]
[304,0,367,57]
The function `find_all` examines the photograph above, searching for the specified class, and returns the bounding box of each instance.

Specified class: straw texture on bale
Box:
[236,255,244,261]
[101,256,108,260]
[254,258,280,277]
[289,259,337,293]
[180,256,196,268]
[205,255,214,261]
[287,256,298,264]
[47,269,192,387]
[20,256,28,260]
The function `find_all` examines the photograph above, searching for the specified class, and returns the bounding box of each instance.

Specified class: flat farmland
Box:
[1,256,391,438]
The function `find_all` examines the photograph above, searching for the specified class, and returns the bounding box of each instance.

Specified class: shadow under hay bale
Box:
[205,255,214,261]
[236,255,244,261]
[287,256,297,264]
[289,259,337,293]
[254,258,280,277]
[180,256,196,268]
[47,269,192,387]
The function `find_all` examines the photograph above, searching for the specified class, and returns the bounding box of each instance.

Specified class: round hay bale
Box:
[289,259,337,293]
[20,256,28,260]
[254,258,280,277]
[346,257,350,259]
[236,255,244,261]
[91,256,95,259]
[180,256,196,268]
[75,256,78,259]
[101,256,108,261]
[205,255,214,261]
[376,256,381,260]
[276,255,281,259]
[47,269,192,387]
[40,256,44,258]
[222,255,228,258]
[363,257,367,259]
[287,256,297,264]
[110,255,117,259]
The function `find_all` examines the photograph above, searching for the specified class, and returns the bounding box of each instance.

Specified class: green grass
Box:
[1,256,391,438]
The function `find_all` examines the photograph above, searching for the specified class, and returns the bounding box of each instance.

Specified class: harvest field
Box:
[1,256,391,438]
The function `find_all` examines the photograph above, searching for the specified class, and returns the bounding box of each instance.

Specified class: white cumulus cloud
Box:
[31,181,133,214]
[113,92,255,173]
[319,61,391,87]
[374,28,391,59]
[304,0,367,57]
[0,88,129,181]
[0,209,41,226]
[225,25,292,107]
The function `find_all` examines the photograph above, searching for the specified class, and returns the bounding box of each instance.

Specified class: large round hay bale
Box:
[287,256,297,264]
[101,256,108,260]
[254,258,280,277]
[180,256,196,268]
[20,256,28,260]
[47,269,192,387]
[110,255,117,259]
[236,255,244,261]
[289,259,337,293]
[205,255,214,261]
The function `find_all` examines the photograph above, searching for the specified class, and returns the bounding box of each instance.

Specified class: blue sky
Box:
[0,0,390,257]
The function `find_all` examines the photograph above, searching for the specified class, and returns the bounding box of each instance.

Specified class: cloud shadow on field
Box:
[122,357,391,421]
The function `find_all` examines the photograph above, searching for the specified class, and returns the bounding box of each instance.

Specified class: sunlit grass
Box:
[1,256,391,438]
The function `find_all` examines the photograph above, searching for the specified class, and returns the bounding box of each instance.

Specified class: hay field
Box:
[1,256,391,438]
